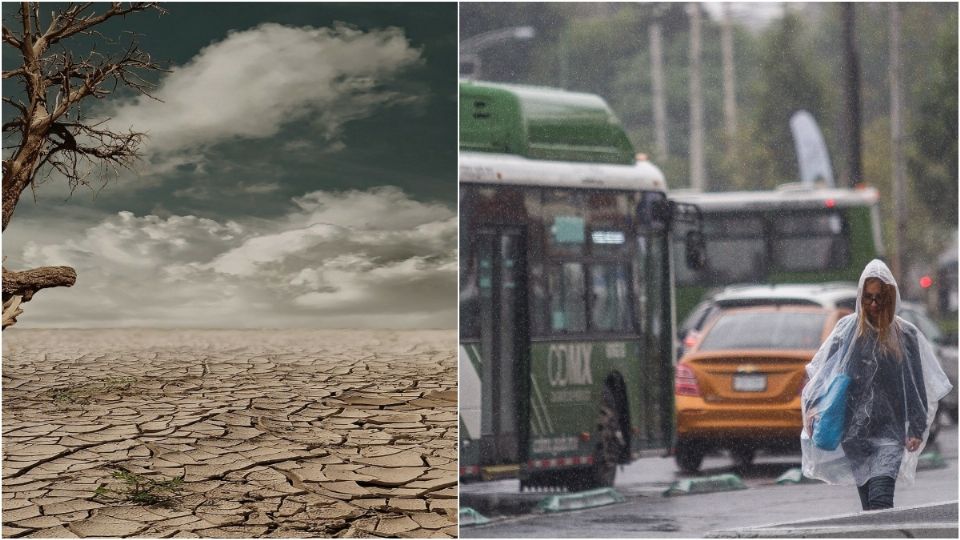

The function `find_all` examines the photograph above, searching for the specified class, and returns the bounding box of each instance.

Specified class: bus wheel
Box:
[730,446,755,468]
[582,390,626,490]
[675,439,704,473]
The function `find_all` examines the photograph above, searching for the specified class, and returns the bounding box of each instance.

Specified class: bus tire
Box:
[730,446,755,468]
[578,387,626,490]
[675,439,705,473]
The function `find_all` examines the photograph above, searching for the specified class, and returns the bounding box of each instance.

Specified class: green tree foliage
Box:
[746,13,830,189]
[908,10,958,226]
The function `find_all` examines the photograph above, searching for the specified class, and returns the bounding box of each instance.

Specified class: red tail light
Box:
[683,331,701,351]
[675,363,701,397]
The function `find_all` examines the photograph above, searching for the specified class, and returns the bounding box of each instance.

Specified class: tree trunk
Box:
[688,3,705,191]
[3,131,48,231]
[841,3,863,188]
[650,20,668,161]
[889,4,907,285]
[721,4,738,166]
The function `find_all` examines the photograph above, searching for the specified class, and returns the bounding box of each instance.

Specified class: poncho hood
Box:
[856,259,901,318]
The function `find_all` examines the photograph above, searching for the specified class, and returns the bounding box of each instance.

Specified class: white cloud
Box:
[205,222,346,276]
[9,187,455,329]
[239,182,281,195]
[101,23,422,175]
[281,139,348,155]
[172,181,281,200]
[289,186,452,230]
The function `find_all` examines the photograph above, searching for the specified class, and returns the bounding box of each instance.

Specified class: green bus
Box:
[669,186,884,322]
[459,81,702,490]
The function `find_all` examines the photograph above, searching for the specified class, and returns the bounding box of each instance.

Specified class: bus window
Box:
[588,192,631,256]
[529,263,548,335]
[703,215,765,283]
[591,263,634,332]
[460,189,481,340]
[460,243,481,339]
[772,212,850,272]
[545,191,586,256]
[548,262,587,332]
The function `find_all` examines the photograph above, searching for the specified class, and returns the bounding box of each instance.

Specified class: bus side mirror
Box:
[651,199,672,226]
[685,231,707,270]
[638,197,670,231]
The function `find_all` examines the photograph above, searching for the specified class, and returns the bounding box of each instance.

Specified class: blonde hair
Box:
[857,278,903,360]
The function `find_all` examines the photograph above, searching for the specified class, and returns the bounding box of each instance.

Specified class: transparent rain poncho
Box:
[801,260,952,486]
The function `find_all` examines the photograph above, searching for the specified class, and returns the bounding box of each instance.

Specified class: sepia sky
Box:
[2,3,457,329]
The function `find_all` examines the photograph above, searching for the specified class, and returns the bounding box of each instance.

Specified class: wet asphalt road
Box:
[461,422,959,538]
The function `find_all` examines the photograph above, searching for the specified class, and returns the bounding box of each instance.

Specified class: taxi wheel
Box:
[675,439,705,473]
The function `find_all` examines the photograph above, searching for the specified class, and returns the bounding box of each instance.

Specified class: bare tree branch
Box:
[39,3,163,50]
[2,265,76,328]
[3,266,77,300]
[2,67,26,79]
[2,97,28,118]
[2,24,24,48]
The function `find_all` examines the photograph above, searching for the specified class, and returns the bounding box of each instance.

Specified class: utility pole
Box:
[721,4,738,172]
[688,2,706,191]
[559,38,569,89]
[889,3,907,284]
[841,3,863,187]
[650,17,669,161]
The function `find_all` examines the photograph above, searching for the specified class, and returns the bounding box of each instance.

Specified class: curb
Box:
[706,500,958,538]
[664,473,747,496]
[775,467,821,485]
[538,487,625,513]
[459,507,491,527]
[917,451,946,471]
[706,523,958,538]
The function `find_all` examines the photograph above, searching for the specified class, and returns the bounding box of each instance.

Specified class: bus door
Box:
[476,227,529,467]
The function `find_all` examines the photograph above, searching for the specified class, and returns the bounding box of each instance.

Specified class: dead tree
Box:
[2,2,165,328]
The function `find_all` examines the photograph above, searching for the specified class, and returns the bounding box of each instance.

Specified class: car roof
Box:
[898,300,926,312]
[687,305,844,355]
[712,304,839,315]
[712,282,859,309]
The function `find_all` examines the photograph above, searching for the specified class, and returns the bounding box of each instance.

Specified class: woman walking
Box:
[801,259,952,510]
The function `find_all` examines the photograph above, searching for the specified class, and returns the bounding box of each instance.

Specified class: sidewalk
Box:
[707,500,958,538]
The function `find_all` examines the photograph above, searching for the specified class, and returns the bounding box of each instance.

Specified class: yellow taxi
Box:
[674,305,850,472]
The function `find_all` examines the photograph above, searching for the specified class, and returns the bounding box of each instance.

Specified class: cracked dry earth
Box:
[2,329,458,538]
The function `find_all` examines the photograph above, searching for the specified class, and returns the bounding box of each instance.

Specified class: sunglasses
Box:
[862,293,885,306]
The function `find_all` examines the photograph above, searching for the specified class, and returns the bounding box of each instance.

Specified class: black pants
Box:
[856,475,896,510]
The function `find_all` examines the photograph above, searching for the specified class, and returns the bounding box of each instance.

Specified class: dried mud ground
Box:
[2,329,457,538]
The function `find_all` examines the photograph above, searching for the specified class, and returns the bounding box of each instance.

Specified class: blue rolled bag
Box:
[808,324,854,451]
